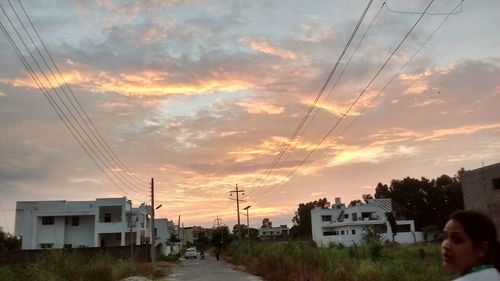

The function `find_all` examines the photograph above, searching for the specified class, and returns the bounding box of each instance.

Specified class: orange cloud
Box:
[4,70,254,97]
[243,38,298,60]
[416,123,500,142]
[237,102,284,114]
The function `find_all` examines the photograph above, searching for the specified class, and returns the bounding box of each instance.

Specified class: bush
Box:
[367,241,383,260]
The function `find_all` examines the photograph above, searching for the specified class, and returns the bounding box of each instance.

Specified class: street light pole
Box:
[243,205,251,256]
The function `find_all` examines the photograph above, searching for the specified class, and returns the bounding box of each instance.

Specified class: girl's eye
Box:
[450,234,464,244]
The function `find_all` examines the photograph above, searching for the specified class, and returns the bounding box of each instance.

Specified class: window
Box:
[333,231,338,235]
[323,231,334,236]
[341,230,345,235]
[72,216,79,226]
[397,224,411,233]
[492,178,500,190]
[374,224,387,234]
[321,215,332,222]
[104,213,111,223]
[352,213,358,221]
[352,229,356,235]
[40,243,53,249]
[344,214,349,219]
[42,216,54,225]
[64,244,72,249]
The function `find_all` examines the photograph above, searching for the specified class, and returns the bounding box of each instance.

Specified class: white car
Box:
[184,247,198,259]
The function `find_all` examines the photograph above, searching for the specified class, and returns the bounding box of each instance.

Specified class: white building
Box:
[258,225,289,239]
[311,198,424,247]
[15,197,155,250]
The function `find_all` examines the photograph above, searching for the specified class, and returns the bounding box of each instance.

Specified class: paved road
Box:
[165,255,264,281]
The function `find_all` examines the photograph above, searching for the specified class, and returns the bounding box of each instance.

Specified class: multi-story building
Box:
[180,226,213,245]
[311,198,423,247]
[15,197,154,250]
[258,224,289,239]
[462,162,500,233]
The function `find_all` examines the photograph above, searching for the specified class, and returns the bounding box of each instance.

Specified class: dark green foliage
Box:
[291,198,330,238]
[373,170,464,230]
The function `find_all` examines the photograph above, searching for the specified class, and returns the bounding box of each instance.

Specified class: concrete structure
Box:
[180,226,213,245]
[311,198,424,247]
[258,225,289,239]
[15,197,154,250]
[155,218,179,255]
[462,162,500,233]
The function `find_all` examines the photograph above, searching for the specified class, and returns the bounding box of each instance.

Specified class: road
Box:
[165,255,264,281]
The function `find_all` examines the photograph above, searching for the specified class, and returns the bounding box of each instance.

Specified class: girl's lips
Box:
[442,253,453,264]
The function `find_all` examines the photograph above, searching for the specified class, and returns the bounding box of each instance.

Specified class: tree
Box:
[372,170,465,230]
[291,198,330,238]
[0,229,21,252]
[348,199,362,207]
[211,226,232,249]
[362,194,374,203]
[261,218,272,228]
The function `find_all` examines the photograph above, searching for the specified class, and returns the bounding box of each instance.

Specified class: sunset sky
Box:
[1,0,499,233]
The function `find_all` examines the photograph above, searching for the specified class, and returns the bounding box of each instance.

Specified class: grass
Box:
[0,251,171,281]
[226,241,456,281]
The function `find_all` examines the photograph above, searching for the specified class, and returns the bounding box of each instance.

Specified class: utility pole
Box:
[128,200,133,262]
[150,178,155,263]
[243,206,251,255]
[229,184,245,241]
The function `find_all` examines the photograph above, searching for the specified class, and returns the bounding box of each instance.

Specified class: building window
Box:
[321,215,332,222]
[72,216,80,226]
[492,178,500,190]
[323,231,334,236]
[40,243,53,249]
[352,213,358,221]
[104,213,111,223]
[397,224,411,233]
[341,230,345,235]
[352,229,356,235]
[344,214,349,219]
[42,216,54,225]
[64,244,72,249]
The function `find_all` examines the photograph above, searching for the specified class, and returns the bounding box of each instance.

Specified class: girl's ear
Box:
[475,241,489,259]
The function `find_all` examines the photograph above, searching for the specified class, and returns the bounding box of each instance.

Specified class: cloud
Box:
[242,38,298,60]
[237,102,284,115]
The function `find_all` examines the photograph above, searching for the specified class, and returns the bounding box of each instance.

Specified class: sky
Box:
[1,0,499,234]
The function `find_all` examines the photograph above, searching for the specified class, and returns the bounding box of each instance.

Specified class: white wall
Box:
[64,215,94,248]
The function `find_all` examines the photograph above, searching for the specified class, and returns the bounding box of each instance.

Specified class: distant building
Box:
[258,224,289,240]
[462,162,500,233]
[180,226,213,245]
[311,197,423,247]
[14,197,172,250]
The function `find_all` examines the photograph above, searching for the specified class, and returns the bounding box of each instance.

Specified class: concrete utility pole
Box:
[128,200,133,262]
[229,184,245,241]
[243,205,251,255]
[150,178,155,263]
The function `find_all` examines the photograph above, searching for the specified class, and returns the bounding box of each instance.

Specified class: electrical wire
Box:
[385,0,463,15]
[251,0,437,205]
[245,0,375,197]
[7,0,147,192]
[0,4,147,202]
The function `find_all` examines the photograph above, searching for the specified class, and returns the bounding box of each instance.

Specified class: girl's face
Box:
[441,219,486,275]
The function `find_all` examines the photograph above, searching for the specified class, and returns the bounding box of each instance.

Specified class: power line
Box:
[17,0,146,187]
[246,0,375,197]
[8,0,146,192]
[385,0,463,15]
[0,3,147,201]
[251,0,437,204]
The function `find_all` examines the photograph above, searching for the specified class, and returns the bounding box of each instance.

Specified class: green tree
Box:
[0,229,21,252]
[291,198,330,238]
[211,226,232,249]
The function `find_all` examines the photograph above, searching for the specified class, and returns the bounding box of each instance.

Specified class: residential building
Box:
[258,224,289,239]
[462,162,500,233]
[180,226,213,245]
[311,197,424,247]
[15,197,153,250]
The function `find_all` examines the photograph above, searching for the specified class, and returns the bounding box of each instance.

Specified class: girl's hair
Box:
[450,210,500,271]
